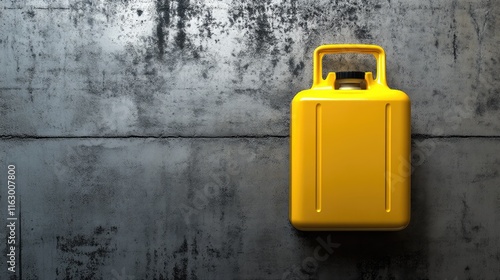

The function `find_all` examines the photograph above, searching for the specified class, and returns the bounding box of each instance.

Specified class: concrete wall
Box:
[0,0,499,279]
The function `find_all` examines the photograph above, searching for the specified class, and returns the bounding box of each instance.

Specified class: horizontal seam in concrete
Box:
[1,134,500,140]
[3,7,70,10]
[0,135,289,140]
[411,134,500,139]
[0,87,262,90]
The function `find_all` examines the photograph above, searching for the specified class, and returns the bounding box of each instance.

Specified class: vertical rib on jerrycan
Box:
[290,44,411,231]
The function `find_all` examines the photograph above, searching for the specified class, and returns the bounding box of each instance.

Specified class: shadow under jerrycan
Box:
[290,44,411,231]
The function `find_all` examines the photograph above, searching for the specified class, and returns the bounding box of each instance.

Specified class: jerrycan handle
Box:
[312,44,387,88]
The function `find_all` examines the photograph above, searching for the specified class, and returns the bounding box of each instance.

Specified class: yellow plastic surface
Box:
[290,44,411,231]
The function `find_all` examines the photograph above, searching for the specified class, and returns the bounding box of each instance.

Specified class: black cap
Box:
[335,71,365,80]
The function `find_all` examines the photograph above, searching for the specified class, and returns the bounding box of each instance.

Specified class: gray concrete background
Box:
[0,0,499,279]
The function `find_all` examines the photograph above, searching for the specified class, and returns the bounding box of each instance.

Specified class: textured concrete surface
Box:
[1,0,499,136]
[1,0,500,279]
[0,139,499,279]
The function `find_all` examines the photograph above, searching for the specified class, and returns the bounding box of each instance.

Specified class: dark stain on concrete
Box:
[346,6,358,21]
[486,95,499,111]
[432,89,445,99]
[228,1,277,54]
[173,258,188,280]
[255,8,274,53]
[283,37,294,54]
[201,10,214,39]
[358,256,393,279]
[358,252,428,278]
[156,0,171,59]
[172,237,189,280]
[453,33,458,61]
[56,226,117,279]
[449,0,459,62]
[175,0,189,50]
[355,25,373,40]
[227,0,376,60]
[460,194,484,243]
[175,237,189,254]
[288,58,305,77]
[473,90,499,117]
[26,10,35,18]
[191,236,198,256]
[475,102,485,117]
[145,250,152,278]
[472,169,498,183]
[153,0,208,62]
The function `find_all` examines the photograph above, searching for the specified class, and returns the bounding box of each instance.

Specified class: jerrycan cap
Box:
[335,71,366,90]
[335,71,365,79]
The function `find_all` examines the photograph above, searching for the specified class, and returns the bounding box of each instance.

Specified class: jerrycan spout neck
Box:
[335,71,366,90]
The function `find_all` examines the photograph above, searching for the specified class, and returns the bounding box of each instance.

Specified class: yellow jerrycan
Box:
[290,44,410,231]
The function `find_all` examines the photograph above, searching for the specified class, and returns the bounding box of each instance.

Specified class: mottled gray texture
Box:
[1,0,499,136]
[1,0,500,279]
[0,139,499,279]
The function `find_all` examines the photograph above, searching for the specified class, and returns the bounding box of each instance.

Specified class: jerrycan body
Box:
[290,44,411,231]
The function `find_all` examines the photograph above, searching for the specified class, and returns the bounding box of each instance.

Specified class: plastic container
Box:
[290,44,411,231]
